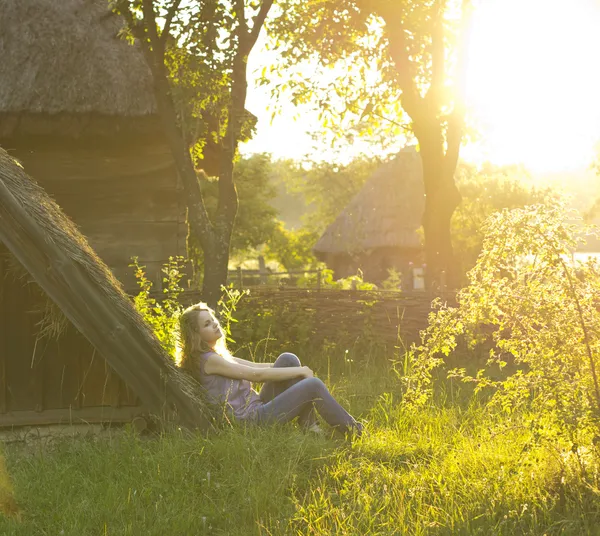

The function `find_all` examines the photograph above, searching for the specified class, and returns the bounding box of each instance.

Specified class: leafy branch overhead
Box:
[267,0,471,152]
[111,0,262,175]
[110,0,275,307]
[266,0,474,287]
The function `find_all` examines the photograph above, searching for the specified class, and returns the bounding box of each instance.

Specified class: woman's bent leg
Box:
[259,352,317,427]
[259,353,301,402]
[255,377,361,435]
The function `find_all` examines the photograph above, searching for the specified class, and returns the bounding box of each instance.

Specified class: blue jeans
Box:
[256,353,362,435]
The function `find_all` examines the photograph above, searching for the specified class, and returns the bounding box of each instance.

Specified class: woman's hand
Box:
[301,366,314,379]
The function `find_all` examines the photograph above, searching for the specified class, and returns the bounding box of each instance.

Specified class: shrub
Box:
[130,256,186,361]
[404,200,600,470]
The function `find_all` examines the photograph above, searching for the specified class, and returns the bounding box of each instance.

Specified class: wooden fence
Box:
[180,288,455,348]
[226,264,433,292]
[227,268,324,289]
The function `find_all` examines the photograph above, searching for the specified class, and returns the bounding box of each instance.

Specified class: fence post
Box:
[317,268,322,291]
[258,255,267,285]
[237,266,243,289]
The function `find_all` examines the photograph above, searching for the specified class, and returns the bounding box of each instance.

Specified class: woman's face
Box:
[197,310,223,344]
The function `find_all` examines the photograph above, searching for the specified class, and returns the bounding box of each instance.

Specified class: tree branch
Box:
[112,1,159,80]
[234,0,247,36]
[426,0,446,109]
[160,0,183,49]
[142,0,163,60]
[444,0,473,179]
[247,0,275,52]
[112,0,142,39]
[380,15,424,124]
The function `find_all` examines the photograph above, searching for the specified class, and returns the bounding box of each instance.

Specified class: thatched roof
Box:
[314,146,425,255]
[0,147,209,429]
[0,0,155,128]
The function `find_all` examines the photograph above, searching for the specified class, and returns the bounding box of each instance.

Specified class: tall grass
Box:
[0,360,598,535]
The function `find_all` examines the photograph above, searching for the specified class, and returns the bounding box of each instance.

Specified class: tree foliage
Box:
[189,154,280,281]
[452,163,555,281]
[279,157,382,234]
[111,0,274,307]
[266,0,473,287]
[130,256,186,361]
[263,223,319,271]
[266,0,470,140]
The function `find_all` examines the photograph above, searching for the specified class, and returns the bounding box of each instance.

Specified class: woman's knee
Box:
[301,377,326,395]
[274,352,301,367]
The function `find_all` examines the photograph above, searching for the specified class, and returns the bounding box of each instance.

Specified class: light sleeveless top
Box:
[193,351,262,420]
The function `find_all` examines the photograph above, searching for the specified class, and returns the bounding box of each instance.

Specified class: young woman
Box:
[178,302,363,436]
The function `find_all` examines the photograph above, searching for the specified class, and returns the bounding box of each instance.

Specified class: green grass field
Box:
[0,365,599,535]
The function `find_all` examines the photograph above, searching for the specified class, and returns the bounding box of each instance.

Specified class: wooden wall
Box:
[4,142,187,290]
[0,139,183,427]
[0,251,142,426]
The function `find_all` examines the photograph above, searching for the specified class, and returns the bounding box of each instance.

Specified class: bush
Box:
[404,200,600,474]
[130,256,186,361]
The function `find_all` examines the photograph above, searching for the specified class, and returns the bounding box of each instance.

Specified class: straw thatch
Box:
[0,0,154,116]
[0,147,209,429]
[313,146,425,255]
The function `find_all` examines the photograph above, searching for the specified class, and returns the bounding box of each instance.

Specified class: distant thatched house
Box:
[313,147,425,287]
[0,0,188,289]
[0,149,207,428]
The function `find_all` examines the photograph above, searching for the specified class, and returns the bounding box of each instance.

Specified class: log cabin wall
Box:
[0,136,184,426]
[0,249,142,425]
[4,140,187,290]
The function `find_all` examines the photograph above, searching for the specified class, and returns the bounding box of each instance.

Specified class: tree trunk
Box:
[199,40,248,309]
[417,130,462,290]
[422,181,461,290]
[202,229,232,311]
[148,57,236,307]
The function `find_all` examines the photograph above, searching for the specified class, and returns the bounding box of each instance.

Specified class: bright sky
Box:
[241,0,600,175]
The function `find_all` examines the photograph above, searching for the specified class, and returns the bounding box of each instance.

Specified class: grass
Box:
[0,362,599,535]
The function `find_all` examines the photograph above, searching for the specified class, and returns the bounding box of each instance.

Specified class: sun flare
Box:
[465,0,600,173]
[243,0,600,174]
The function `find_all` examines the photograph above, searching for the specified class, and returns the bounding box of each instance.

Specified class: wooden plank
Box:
[111,260,165,293]
[0,113,157,144]
[31,336,46,413]
[0,252,6,413]
[103,365,121,408]
[79,348,106,408]
[43,172,178,193]
[3,282,38,412]
[0,406,146,428]
[9,145,175,183]
[42,330,84,410]
[119,376,140,407]
[80,354,121,409]
[49,188,182,225]
[81,221,182,266]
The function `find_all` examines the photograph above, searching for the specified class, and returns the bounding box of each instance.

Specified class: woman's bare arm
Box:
[232,357,273,369]
[204,353,312,382]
